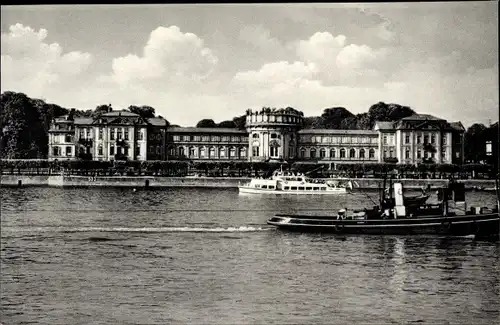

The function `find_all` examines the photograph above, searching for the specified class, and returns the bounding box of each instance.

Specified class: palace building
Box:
[48,108,465,166]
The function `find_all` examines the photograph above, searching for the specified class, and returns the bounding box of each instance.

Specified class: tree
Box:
[218,120,236,128]
[319,107,355,129]
[464,123,488,163]
[93,104,113,118]
[196,119,217,128]
[232,115,247,130]
[128,105,156,118]
[0,92,45,159]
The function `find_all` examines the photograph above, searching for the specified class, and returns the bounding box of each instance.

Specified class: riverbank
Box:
[1,174,497,190]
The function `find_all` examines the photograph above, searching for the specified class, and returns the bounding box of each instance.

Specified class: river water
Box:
[1,187,499,325]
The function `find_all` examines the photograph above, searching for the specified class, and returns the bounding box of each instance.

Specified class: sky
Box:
[1,3,498,128]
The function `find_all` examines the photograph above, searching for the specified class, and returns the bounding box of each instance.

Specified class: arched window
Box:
[179,147,185,157]
[340,148,346,158]
[229,147,236,158]
[270,133,278,139]
[310,148,317,159]
[209,147,216,158]
[239,147,247,158]
[319,148,326,158]
[359,149,365,159]
[189,147,197,158]
[252,133,259,138]
[330,148,336,158]
[219,147,226,158]
[300,148,306,158]
[168,146,175,156]
[369,149,375,159]
[349,148,356,158]
[200,147,206,158]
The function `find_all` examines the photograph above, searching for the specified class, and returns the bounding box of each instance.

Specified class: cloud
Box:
[109,26,218,85]
[293,31,389,86]
[1,23,92,96]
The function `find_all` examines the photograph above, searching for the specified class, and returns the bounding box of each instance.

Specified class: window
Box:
[230,147,236,158]
[189,147,197,157]
[124,129,129,140]
[173,135,181,141]
[110,146,115,155]
[417,135,421,144]
[117,128,122,139]
[65,146,72,156]
[252,146,260,157]
[168,147,176,156]
[222,136,230,142]
[340,149,346,158]
[300,149,306,158]
[211,136,221,142]
[239,148,246,158]
[310,149,317,159]
[417,150,422,159]
[389,149,394,158]
[209,147,216,158]
[156,146,160,155]
[99,128,103,140]
[359,149,365,159]
[442,148,447,161]
[442,136,447,145]
[405,150,410,159]
[124,147,129,156]
[320,148,326,158]
[53,147,60,156]
[219,147,226,158]
[431,134,435,144]
[179,147,185,157]
[183,135,190,141]
[383,135,388,145]
[135,145,140,157]
[330,149,336,158]
[252,133,259,139]
[271,133,278,139]
[65,135,72,143]
[424,135,429,144]
[200,147,206,158]
[349,149,356,158]
[110,129,115,140]
[202,135,209,142]
[270,147,279,157]
[405,135,410,144]
[384,149,388,158]
[79,129,84,139]
[138,130,143,141]
[194,135,201,141]
[98,145,103,156]
[369,149,375,159]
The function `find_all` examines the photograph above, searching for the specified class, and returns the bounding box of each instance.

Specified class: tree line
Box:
[0,91,497,164]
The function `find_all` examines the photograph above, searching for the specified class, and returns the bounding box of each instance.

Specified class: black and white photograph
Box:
[1,2,499,324]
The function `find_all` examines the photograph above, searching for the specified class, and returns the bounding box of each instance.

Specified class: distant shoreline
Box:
[1,175,497,190]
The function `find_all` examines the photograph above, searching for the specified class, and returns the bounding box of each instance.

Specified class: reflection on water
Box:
[1,187,499,324]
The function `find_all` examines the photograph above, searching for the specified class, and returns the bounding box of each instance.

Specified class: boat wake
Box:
[3,226,272,233]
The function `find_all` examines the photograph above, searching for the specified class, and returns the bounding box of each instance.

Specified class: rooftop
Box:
[167,127,247,134]
[299,129,377,135]
[400,113,444,121]
[101,110,140,117]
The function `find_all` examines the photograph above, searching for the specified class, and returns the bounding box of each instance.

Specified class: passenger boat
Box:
[238,169,351,195]
[267,179,500,239]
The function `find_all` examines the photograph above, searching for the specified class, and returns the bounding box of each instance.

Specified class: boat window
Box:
[262,185,268,189]
[284,186,289,190]
[313,187,319,191]
[306,187,312,190]
[268,185,275,189]
[320,187,326,191]
[298,187,305,190]
[291,186,297,190]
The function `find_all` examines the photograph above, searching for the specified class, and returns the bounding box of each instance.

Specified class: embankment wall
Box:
[0,175,496,190]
